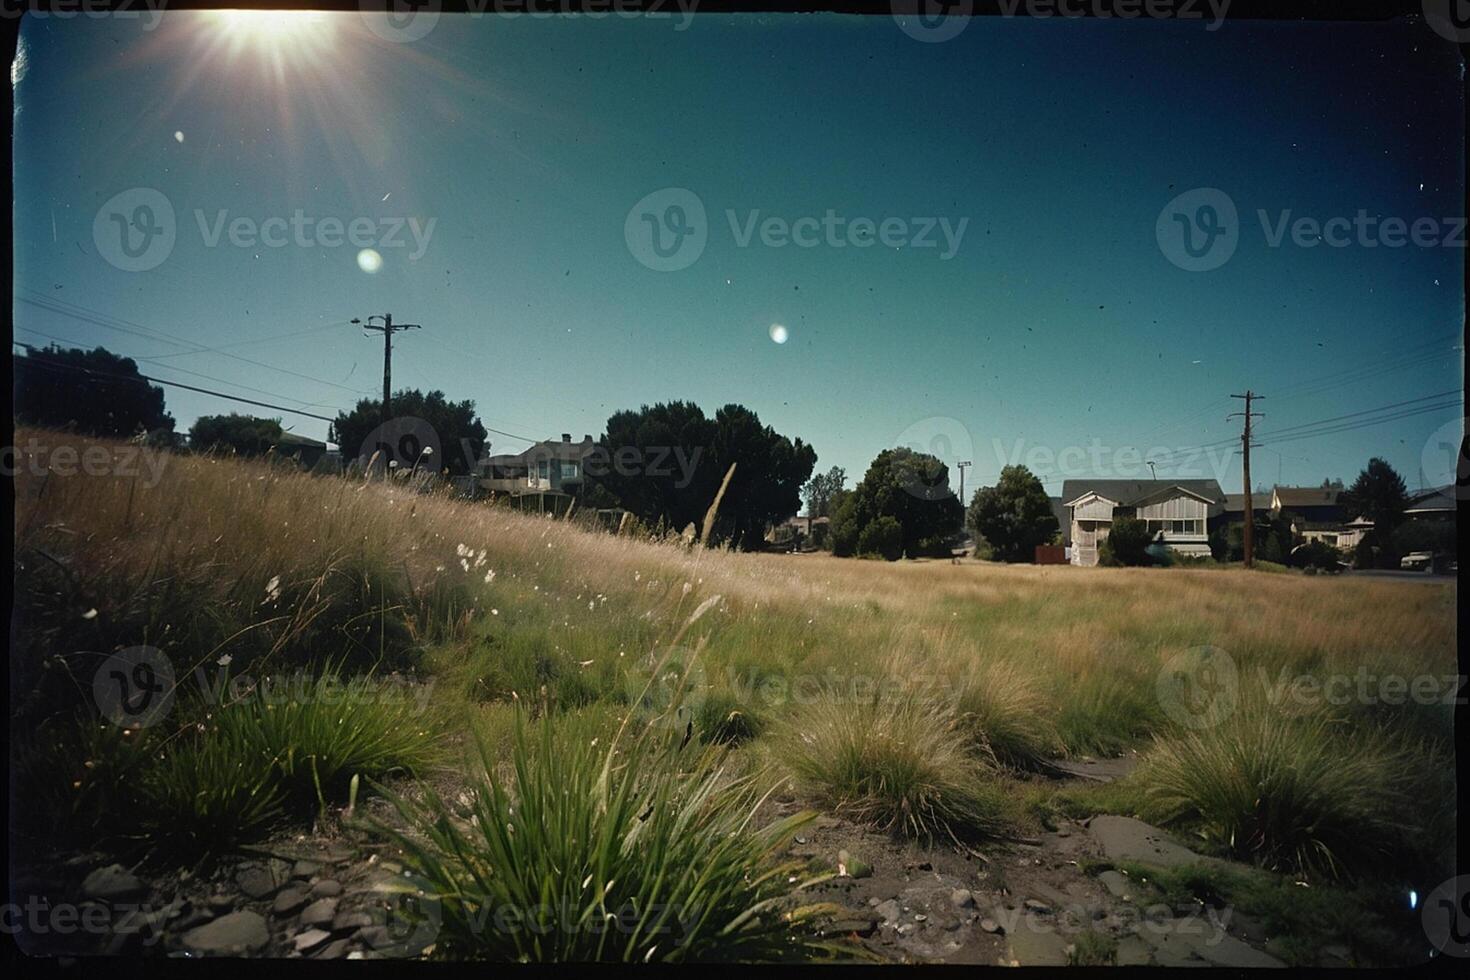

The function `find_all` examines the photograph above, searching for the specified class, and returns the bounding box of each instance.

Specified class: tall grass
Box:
[1137,697,1428,880]
[11,428,1457,887]
[776,692,1012,842]
[375,708,835,962]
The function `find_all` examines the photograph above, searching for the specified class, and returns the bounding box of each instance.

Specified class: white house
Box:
[1060,479,1225,566]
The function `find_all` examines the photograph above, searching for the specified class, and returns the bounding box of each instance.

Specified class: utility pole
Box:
[1229,391,1265,568]
[352,314,421,426]
[1146,460,1157,481]
[956,460,972,505]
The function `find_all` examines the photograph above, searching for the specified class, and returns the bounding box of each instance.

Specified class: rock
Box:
[273,888,310,916]
[292,928,332,953]
[299,898,339,928]
[293,861,322,880]
[825,916,878,938]
[236,866,283,901]
[309,879,343,899]
[1098,869,1136,901]
[1116,934,1153,966]
[181,911,269,956]
[980,918,1003,934]
[896,923,918,937]
[1023,899,1051,914]
[331,910,373,933]
[313,938,352,959]
[82,865,146,902]
[205,891,237,912]
[1007,926,1072,966]
[875,899,902,925]
[1087,815,1206,871]
[950,888,975,909]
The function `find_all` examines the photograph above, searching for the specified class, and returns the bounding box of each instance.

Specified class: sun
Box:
[210,10,336,57]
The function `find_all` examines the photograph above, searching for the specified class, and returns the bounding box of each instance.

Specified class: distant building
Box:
[274,431,330,471]
[1404,485,1456,523]
[1060,479,1225,566]
[1269,486,1371,550]
[480,434,596,512]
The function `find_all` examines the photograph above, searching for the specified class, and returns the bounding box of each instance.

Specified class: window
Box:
[538,459,549,481]
[561,462,578,481]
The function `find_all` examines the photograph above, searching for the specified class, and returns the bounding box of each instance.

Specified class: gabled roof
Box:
[1272,486,1341,508]
[1060,478,1226,509]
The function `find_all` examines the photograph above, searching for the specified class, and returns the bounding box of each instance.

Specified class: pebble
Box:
[82,865,146,902]
[950,888,975,909]
[273,887,310,916]
[309,879,343,899]
[292,928,332,953]
[299,898,339,928]
[180,911,269,955]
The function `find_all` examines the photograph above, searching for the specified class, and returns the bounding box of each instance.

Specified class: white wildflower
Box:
[217,654,233,667]
[263,575,282,603]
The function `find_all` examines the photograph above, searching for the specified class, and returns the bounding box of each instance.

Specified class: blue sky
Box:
[13,11,1464,495]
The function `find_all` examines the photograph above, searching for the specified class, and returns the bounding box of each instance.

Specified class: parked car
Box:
[1400,551,1435,571]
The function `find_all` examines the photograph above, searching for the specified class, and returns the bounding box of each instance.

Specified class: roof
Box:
[1405,485,1456,514]
[1272,486,1341,508]
[276,431,326,449]
[488,436,597,466]
[1060,479,1225,509]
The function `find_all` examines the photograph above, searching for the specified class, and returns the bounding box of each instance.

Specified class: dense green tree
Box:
[14,344,174,438]
[857,516,904,561]
[803,466,847,518]
[593,402,816,551]
[965,465,1059,563]
[188,414,284,456]
[1340,458,1409,565]
[832,447,963,559]
[331,389,487,476]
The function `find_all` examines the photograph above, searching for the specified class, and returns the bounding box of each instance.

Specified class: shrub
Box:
[1138,699,1423,880]
[778,693,1011,841]
[1290,540,1343,571]
[950,661,1061,770]
[1104,517,1153,566]
[374,710,833,961]
[856,516,904,561]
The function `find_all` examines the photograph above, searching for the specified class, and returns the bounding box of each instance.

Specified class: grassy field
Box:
[10,428,1458,960]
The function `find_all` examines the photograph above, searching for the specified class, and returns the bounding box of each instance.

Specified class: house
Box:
[1270,486,1371,550]
[1207,492,1268,535]
[1060,479,1225,566]
[1404,485,1456,523]
[767,514,829,550]
[274,431,330,471]
[481,434,596,511]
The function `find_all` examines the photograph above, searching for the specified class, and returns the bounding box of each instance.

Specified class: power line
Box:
[13,342,339,424]
[14,326,351,413]
[17,292,375,397]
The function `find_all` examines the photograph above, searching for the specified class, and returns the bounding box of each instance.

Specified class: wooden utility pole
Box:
[1229,391,1264,567]
[352,314,421,426]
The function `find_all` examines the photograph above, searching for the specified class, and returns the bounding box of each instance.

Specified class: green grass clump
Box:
[1067,930,1118,966]
[778,693,1011,842]
[136,722,287,853]
[1053,666,1161,757]
[1137,698,1423,880]
[219,672,446,807]
[376,709,836,962]
[950,660,1061,770]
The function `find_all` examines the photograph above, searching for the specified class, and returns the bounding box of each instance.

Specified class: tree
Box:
[331,388,487,476]
[593,402,816,551]
[14,344,174,438]
[831,447,963,559]
[965,465,1059,563]
[188,414,284,457]
[1340,458,1408,560]
[1101,517,1153,566]
[857,516,904,561]
[803,466,846,518]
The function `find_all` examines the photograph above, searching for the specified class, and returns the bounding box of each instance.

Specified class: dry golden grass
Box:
[11,428,1457,866]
